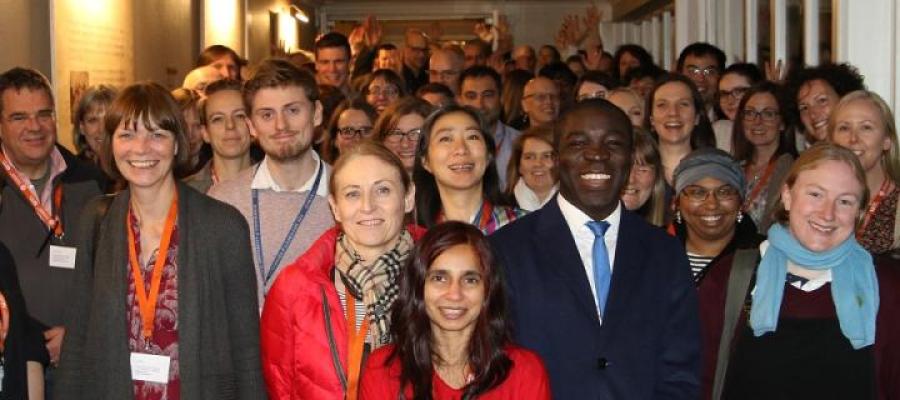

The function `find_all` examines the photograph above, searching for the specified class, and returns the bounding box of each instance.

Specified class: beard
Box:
[260,134,310,162]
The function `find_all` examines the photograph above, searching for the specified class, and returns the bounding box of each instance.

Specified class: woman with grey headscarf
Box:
[669,148,765,284]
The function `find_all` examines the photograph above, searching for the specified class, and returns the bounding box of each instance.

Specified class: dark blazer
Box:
[55,182,267,399]
[490,198,701,399]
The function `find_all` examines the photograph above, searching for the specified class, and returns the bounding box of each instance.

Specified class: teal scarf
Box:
[750,224,879,349]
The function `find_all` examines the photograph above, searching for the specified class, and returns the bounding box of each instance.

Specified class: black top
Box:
[0,242,49,399]
[724,283,876,400]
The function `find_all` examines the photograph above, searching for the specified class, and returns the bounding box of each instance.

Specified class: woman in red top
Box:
[360,221,551,399]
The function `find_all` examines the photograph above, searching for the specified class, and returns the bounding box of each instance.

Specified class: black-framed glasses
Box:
[742,108,780,122]
[337,126,373,139]
[384,128,422,143]
[682,185,740,202]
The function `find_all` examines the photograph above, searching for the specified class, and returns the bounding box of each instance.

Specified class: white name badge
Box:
[48,245,77,269]
[130,353,171,383]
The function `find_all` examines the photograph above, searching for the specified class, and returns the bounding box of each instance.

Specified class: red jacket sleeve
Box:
[260,266,300,400]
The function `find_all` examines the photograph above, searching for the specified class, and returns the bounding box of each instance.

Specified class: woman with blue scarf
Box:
[697,143,900,399]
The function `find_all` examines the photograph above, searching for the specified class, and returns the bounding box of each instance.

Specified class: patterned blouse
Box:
[126,210,180,400]
[858,184,899,255]
[472,201,527,235]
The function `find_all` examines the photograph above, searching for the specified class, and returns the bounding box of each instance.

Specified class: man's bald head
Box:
[183,65,224,96]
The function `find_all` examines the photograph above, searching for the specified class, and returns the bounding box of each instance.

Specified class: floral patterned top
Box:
[126,210,180,400]
[858,184,899,255]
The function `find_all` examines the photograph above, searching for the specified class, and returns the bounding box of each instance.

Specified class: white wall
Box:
[0,0,52,76]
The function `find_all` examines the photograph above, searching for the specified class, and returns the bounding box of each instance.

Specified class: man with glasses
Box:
[0,67,105,378]
[428,47,464,95]
[209,60,334,307]
[521,76,561,128]
[457,66,520,189]
[402,29,429,93]
[677,42,726,121]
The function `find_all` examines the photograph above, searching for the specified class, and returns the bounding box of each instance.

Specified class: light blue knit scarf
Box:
[750,224,879,349]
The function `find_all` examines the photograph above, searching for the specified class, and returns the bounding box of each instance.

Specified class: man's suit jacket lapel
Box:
[535,199,601,323]
[598,211,647,340]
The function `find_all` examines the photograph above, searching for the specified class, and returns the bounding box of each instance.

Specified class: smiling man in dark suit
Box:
[490,99,701,399]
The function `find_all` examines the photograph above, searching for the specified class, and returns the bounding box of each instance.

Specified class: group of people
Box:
[1,7,899,400]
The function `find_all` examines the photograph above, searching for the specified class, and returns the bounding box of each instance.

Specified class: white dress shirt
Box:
[250,151,330,196]
[558,194,622,319]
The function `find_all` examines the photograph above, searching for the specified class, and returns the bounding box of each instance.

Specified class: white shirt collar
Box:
[557,194,622,238]
[250,151,329,196]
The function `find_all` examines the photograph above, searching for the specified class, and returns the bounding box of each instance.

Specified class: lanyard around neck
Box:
[127,192,179,345]
[251,160,323,287]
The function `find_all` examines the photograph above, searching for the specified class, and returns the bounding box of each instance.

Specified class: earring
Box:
[675,210,682,224]
[736,211,744,223]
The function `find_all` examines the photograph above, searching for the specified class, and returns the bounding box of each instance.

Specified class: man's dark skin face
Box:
[557,102,634,221]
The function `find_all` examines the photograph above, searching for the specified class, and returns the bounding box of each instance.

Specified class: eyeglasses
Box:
[384,128,422,143]
[718,87,749,101]
[524,93,560,103]
[368,86,399,97]
[576,91,607,102]
[742,108,780,122]
[682,185,740,202]
[5,110,55,125]
[428,69,460,80]
[337,126,373,139]
[685,66,719,77]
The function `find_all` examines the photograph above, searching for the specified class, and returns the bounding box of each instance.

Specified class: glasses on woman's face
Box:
[337,126,373,139]
[742,108,780,122]
[718,87,749,102]
[682,184,740,202]
[384,128,422,144]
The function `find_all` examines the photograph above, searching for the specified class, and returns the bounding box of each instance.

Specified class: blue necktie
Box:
[587,221,611,318]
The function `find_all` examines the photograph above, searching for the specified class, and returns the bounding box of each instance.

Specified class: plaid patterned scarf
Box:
[335,229,413,347]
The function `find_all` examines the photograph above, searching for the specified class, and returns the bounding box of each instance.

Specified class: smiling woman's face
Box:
[328,154,414,260]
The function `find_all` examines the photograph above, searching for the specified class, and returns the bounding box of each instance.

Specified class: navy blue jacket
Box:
[489,198,701,399]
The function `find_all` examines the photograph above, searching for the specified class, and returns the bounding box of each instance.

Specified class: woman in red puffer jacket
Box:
[261,142,426,400]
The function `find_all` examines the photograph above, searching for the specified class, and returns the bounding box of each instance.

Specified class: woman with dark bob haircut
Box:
[413,105,524,234]
[612,44,655,83]
[56,82,266,399]
[360,221,551,399]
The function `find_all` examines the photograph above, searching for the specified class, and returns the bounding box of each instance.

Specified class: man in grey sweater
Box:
[209,60,334,307]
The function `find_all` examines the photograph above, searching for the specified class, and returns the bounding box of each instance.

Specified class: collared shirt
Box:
[250,152,329,197]
[1,144,67,209]
[558,195,622,317]
[493,122,521,190]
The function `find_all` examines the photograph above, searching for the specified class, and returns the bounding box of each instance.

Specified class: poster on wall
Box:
[51,0,133,152]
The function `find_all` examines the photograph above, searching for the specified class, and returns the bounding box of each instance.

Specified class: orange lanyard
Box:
[858,179,893,237]
[127,193,179,344]
[345,294,370,400]
[742,159,778,211]
[0,152,64,238]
